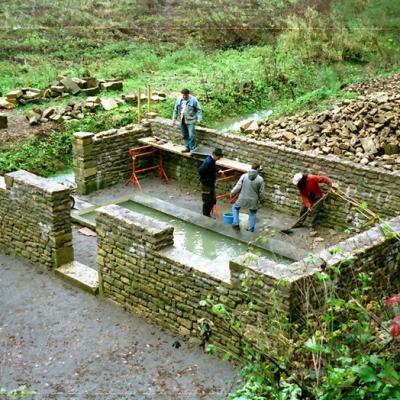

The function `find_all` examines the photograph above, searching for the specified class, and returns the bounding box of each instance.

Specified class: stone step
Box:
[55,261,99,294]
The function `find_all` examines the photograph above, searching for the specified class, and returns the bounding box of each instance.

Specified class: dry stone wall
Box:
[96,204,311,356]
[0,171,73,268]
[150,116,400,231]
[73,123,150,194]
[96,204,399,356]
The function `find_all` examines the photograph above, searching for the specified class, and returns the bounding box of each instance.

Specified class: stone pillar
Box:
[73,131,96,195]
[0,170,74,268]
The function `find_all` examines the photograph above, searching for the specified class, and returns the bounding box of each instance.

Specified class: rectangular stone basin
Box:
[72,194,306,267]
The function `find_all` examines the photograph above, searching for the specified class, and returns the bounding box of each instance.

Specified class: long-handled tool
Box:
[330,188,377,220]
[280,192,329,234]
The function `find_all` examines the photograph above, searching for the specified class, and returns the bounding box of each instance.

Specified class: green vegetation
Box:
[1,0,400,175]
[200,257,400,399]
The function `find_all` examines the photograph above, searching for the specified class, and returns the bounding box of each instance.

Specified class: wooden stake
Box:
[137,88,141,123]
[147,84,151,113]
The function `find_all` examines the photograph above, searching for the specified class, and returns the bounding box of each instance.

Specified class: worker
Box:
[172,88,202,153]
[198,148,223,217]
[292,172,332,229]
[231,164,265,232]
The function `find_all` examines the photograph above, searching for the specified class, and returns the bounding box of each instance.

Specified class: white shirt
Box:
[180,99,187,120]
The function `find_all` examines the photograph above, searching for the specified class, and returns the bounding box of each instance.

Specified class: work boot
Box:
[246,228,254,232]
[232,224,240,231]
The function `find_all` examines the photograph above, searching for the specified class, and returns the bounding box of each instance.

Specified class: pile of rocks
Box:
[0,76,123,110]
[247,92,400,171]
[345,73,400,96]
[0,88,43,109]
[25,91,167,125]
[44,76,123,98]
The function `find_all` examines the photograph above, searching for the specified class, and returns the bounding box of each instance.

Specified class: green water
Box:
[78,200,285,264]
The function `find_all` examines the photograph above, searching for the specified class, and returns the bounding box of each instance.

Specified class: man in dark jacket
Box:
[230,165,265,232]
[198,148,223,217]
[292,172,332,229]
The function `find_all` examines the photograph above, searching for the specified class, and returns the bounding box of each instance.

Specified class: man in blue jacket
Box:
[198,148,223,217]
[172,88,202,153]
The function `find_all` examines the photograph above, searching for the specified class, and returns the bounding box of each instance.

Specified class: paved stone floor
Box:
[75,175,347,258]
[0,254,239,399]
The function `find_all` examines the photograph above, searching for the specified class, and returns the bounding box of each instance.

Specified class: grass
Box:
[0,0,400,176]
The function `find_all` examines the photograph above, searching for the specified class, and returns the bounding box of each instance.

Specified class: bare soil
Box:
[0,109,62,150]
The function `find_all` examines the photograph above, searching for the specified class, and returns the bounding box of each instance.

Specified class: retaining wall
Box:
[150,116,400,230]
[96,204,317,356]
[72,116,400,231]
[0,171,73,268]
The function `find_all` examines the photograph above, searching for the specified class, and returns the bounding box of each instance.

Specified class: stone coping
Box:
[97,204,173,235]
[6,170,70,194]
[159,246,231,283]
[317,215,400,264]
[231,254,317,282]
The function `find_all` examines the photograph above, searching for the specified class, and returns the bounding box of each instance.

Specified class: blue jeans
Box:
[232,203,257,231]
[180,121,196,150]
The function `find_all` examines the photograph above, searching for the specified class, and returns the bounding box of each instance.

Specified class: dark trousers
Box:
[297,194,324,228]
[201,184,216,217]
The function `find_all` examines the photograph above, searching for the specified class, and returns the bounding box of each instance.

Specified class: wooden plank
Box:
[137,136,251,171]
[138,136,193,157]
[216,158,250,172]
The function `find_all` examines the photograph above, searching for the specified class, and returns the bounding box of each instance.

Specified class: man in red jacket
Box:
[292,172,332,229]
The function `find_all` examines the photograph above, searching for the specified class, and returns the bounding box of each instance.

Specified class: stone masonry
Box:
[73,123,150,195]
[149,116,400,231]
[96,204,318,356]
[0,171,73,268]
[72,116,400,231]
[96,203,400,357]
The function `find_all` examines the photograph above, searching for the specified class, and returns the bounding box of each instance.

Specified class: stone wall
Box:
[289,216,400,312]
[97,204,399,355]
[150,116,400,231]
[73,123,150,194]
[0,171,73,268]
[96,204,314,356]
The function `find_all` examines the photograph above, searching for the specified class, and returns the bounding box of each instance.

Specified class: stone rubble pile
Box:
[0,76,124,110]
[45,76,123,98]
[345,73,400,96]
[246,92,400,171]
[0,88,43,109]
[24,91,167,125]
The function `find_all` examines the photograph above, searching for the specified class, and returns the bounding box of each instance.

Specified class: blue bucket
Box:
[223,212,234,225]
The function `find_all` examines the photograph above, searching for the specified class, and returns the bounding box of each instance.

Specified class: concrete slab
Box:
[55,261,99,294]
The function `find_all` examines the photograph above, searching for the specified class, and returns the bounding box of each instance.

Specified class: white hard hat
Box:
[292,173,303,185]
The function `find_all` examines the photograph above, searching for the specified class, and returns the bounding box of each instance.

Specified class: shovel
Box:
[280,192,330,234]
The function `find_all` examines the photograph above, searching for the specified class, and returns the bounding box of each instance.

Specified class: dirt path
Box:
[0,254,238,399]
